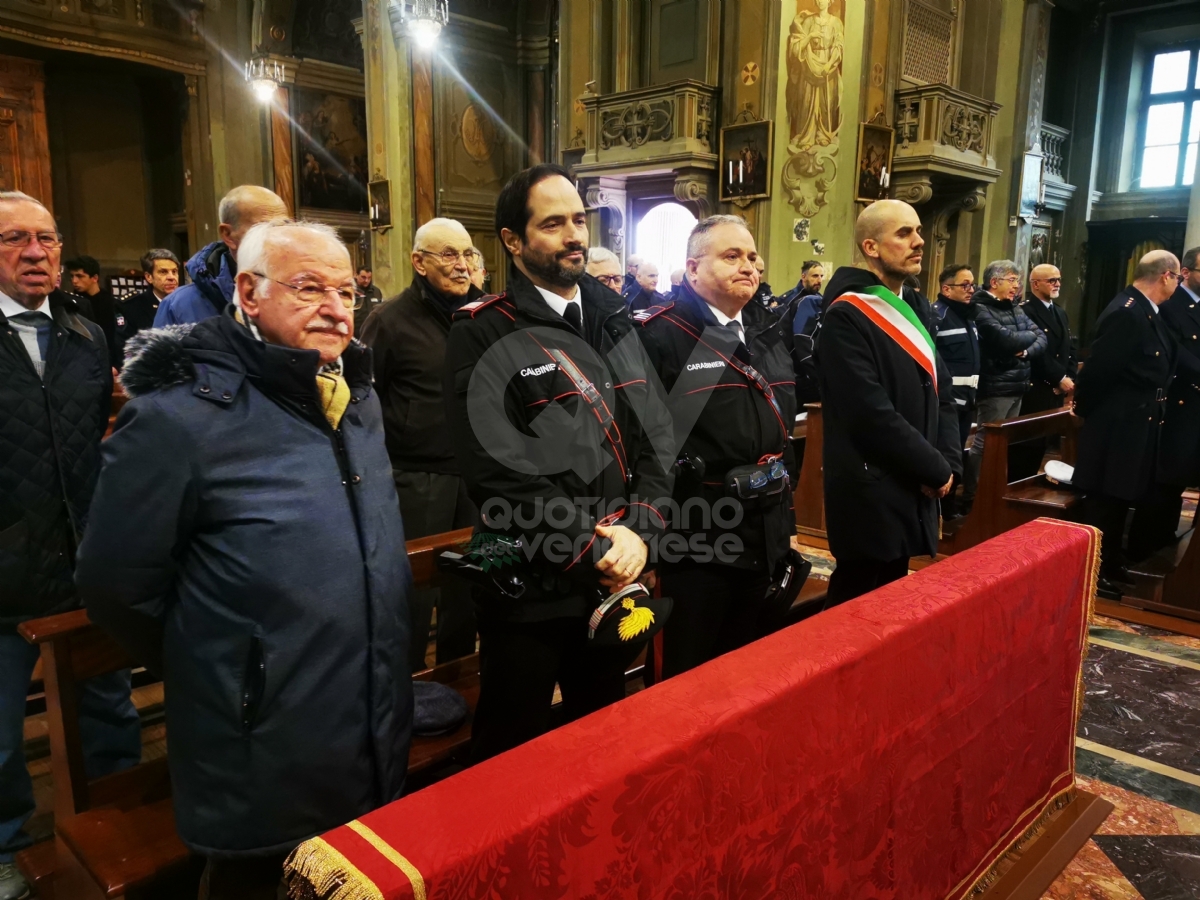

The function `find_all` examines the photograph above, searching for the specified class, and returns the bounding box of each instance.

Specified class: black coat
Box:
[76,314,413,857]
[636,280,798,574]
[629,287,662,313]
[1022,295,1077,414]
[112,289,162,369]
[1074,286,1174,502]
[932,297,980,411]
[353,283,385,336]
[0,293,111,631]
[1157,284,1200,486]
[443,270,673,622]
[816,267,961,562]
[361,275,482,474]
[972,290,1047,397]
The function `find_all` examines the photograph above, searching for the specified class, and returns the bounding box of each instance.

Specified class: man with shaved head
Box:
[622,253,643,299]
[629,259,662,312]
[154,184,288,327]
[816,199,962,607]
[361,216,484,668]
[1075,250,1180,592]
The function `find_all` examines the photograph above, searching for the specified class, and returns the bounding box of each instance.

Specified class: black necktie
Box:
[563,302,582,334]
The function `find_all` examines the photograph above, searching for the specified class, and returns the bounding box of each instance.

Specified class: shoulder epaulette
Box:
[633,302,674,325]
[1124,298,1134,308]
[452,293,515,321]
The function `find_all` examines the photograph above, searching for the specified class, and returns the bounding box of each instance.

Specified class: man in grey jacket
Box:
[960,259,1046,513]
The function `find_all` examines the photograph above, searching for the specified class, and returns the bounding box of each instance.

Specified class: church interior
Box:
[6,0,1200,898]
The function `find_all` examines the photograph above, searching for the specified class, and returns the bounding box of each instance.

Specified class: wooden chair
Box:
[16,528,479,899]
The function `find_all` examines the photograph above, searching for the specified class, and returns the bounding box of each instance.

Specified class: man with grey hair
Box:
[1075,249,1180,591]
[361,216,483,669]
[585,246,623,292]
[78,219,413,897]
[959,259,1046,514]
[154,184,287,327]
[469,247,488,291]
[0,191,140,900]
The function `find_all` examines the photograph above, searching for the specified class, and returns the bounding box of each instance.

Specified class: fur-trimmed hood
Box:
[118,324,197,398]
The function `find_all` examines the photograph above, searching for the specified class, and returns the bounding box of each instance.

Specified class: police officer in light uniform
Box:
[932,263,979,518]
[443,164,672,762]
[636,215,798,678]
[1074,250,1180,592]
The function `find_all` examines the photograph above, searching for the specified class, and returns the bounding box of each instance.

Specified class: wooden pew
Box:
[793,405,1082,559]
[1115,520,1200,628]
[16,528,478,899]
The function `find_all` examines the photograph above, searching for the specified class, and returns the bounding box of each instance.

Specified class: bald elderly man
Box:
[154,184,288,327]
[629,260,662,312]
[816,200,962,607]
[622,253,644,299]
[361,217,484,668]
[1075,250,1182,592]
[78,220,413,896]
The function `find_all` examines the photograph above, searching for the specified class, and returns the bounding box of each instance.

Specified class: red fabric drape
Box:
[286,518,1097,900]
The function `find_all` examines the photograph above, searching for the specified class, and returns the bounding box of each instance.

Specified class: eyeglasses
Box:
[947,281,976,291]
[594,274,623,289]
[0,230,63,249]
[417,248,480,267]
[1168,271,1183,282]
[1036,277,1062,285]
[250,273,360,310]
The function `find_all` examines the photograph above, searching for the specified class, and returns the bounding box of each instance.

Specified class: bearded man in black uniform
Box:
[443,165,672,762]
[636,215,799,677]
[816,200,962,607]
[1074,250,1180,591]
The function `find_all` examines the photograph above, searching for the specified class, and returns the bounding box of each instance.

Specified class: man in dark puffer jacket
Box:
[0,192,140,898]
[960,259,1046,513]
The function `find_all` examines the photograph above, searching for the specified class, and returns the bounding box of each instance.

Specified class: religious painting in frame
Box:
[293,88,369,213]
[719,120,773,202]
[855,122,894,203]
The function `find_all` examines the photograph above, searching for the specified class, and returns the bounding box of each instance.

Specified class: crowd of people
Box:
[2,162,1198,898]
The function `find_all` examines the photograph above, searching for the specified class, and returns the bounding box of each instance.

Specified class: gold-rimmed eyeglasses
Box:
[1,230,63,250]
[251,273,360,310]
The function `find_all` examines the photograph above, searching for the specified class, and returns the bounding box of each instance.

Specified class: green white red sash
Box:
[829,285,937,391]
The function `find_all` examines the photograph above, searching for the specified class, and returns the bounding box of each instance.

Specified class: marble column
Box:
[356,2,416,299]
[1185,170,1200,254]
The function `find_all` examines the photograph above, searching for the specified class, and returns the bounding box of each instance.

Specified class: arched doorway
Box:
[635,202,698,282]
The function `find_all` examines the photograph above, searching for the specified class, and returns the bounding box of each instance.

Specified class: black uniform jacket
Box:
[443,269,673,622]
[362,275,482,474]
[816,267,961,562]
[635,279,798,575]
[1157,284,1200,486]
[112,289,161,369]
[932,297,980,411]
[1074,286,1174,503]
[1022,294,1076,414]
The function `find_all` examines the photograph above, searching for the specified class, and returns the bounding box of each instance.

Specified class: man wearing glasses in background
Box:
[932,263,979,519]
[361,218,483,670]
[960,260,1046,516]
[77,219,413,899]
[0,192,141,900]
[584,246,625,294]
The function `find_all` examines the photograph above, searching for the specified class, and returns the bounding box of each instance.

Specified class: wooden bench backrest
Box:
[18,527,476,821]
[974,408,1080,509]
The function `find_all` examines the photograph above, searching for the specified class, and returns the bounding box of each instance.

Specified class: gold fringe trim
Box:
[284,836,385,900]
[346,820,427,900]
[963,788,1075,897]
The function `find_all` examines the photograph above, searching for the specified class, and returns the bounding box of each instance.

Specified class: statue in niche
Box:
[786,0,844,155]
[781,0,845,217]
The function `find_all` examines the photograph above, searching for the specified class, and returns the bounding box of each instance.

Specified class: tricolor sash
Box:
[829,285,937,391]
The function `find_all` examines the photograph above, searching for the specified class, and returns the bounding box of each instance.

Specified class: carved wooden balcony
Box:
[1039,122,1076,212]
[891,84,1002,204]
[576,80,719,176]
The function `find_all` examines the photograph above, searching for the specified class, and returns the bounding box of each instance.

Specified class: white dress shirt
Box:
[534,283,582,321]
[705,302,745,344]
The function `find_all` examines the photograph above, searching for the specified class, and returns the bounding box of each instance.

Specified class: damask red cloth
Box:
[285,518,1097,900]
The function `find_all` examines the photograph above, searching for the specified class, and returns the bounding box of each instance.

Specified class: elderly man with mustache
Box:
[0,191,141,900]
[76,220,414,899]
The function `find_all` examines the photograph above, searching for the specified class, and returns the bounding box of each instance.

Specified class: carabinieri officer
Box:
[443,165,672,762]
[636,215,799,678]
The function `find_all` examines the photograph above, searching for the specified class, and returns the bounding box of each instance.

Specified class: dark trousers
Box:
[944,404,974,517]
[962,394,1023,510]
[1009,383,1064,481]
[469,615,639,764]
[1079,485,1184,576]
[393,470,478,670]
[659,564,772,679]
[198,854,288,900]
[823,557,910,610]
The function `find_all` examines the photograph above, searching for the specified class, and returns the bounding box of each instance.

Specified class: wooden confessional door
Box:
[0,55,53,211]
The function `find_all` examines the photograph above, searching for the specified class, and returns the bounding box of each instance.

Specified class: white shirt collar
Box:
[1148,299,1159,314]
[1040,298,1053,309]
[0,290,49,319]
[705,303,744,328]
[1182,283,1200,305]
[533,283,581,319]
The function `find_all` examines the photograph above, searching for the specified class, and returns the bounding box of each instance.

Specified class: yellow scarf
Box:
[315,371,351,429]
